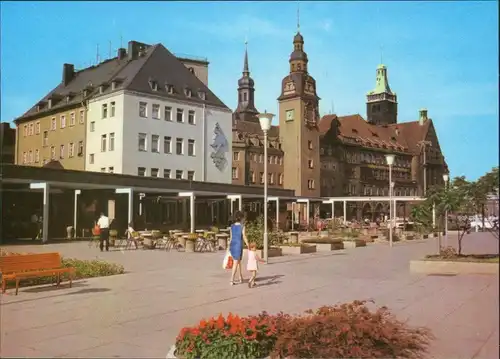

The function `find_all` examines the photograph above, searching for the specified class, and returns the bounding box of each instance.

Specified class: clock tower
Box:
[278,30,321,197]
[366,64,398,125]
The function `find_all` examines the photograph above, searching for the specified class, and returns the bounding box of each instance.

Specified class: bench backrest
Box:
[0,252,63,274]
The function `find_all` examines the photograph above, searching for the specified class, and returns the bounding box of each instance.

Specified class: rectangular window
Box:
[69,142,75,157]
[259,172,264,184]
[176,138,183,155]
[233,152,239,161]
[152,104,160,119]
[151,135,160,153]
[187,139,195,156]
[250,170,255,183]
[163,136,172,154]
[308,140,313,150]
[23,125,27,137]
[109,133,115,151]
[51,117,56,130]
[109,167,114,173]
[78,140,84,156]
[42,131,48,147]
[22,152,27,164]
[101,134,107,152]
[35,122,41,134]
[102,104,108,119]
[308,179,315,190]
[35,149,40,163]
[139,102,147,117]
[110,102,115,117]
[138,133,147,151]
[308,159,314,169]
[232,167,238,180]
[60,144,65,159]
[29,123,34,136]
[79,110,85,124]
[163,169,171,178]
[164,106,172,121]
[28,150,33,163]
[188,110,195,125]
[89,154,94,164]
[70,112,76,126]
[176,108,184,123]
[151,168,159,177]
[268,173,274,185]
[60,115,66,128]
[187,171,195,181]
[138,167,146,176]
[259,154,263,163]
[90,121,95,132]
[175,170,183,180]
[279,173,284,185]
[101,167,106,172]
[50,146,56,160]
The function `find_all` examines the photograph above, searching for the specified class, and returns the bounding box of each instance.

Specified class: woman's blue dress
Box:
[229,223,243,260]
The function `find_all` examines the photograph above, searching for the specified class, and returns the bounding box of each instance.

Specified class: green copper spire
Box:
[367,64,393,96]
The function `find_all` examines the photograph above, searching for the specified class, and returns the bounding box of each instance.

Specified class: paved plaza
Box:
[1,232,498,358]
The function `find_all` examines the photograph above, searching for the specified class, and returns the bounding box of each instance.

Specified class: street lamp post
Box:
[385,154,395,247]
[259,111,274,263]
[443,173,449,247]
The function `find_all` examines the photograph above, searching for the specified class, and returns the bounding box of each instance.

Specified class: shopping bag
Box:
[223,250,234,270]
[92,225,101,236]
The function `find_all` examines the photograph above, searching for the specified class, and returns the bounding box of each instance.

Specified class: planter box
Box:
[410,259,499,275]
[216,234,228,250]
[342,239,367,248]
[289,231,299,244]
[243,247,283,258]
[280,244,316,255]
[314,242,344,252]
[185,240,195,252]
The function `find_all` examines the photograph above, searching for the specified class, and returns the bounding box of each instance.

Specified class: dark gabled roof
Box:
[16,58,128,123]
[15,41,230,124]
[120,44,229,110]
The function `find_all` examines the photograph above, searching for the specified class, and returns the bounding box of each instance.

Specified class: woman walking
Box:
[229,211,249,285]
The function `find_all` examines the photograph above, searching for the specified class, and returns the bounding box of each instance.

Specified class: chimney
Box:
[419,108,428,125]
[117,48,127,60]
[128,41,139,61]
[62,63,75,86]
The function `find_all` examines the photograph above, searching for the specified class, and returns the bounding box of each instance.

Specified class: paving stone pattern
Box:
[1,232,498,358]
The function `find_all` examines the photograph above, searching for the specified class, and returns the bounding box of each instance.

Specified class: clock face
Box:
[286,109,294,121]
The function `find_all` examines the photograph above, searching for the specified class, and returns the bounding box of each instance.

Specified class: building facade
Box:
[231,28,448,220]
[1,122,16,163]
[13,40,233,184]
[84,41,232,183]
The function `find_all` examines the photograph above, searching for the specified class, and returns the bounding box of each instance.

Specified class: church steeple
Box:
[366,64,398,125]
[234,40,258,123]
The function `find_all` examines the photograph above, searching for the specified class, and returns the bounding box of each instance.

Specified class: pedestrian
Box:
[247,242,265,288]
[31,211,39,240]
[229,210,249,286]
[97,212,110,252]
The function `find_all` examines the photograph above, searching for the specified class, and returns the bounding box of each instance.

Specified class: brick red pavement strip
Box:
[1,232,498,358]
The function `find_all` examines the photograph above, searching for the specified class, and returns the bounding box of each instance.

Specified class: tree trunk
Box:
[482,204,485,230]
[458,230,463,256]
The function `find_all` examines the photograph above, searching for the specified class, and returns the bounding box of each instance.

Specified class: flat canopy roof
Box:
[1,164,295,198]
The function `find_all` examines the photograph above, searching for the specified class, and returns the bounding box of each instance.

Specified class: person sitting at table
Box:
[125,222,140,249]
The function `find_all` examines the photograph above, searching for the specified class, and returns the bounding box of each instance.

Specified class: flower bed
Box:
[1,250,125,288]
[174,300,433,359]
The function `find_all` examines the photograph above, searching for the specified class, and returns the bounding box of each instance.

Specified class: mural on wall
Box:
[210,122,229,171]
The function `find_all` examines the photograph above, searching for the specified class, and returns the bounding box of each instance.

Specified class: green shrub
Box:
[245,215,281,250]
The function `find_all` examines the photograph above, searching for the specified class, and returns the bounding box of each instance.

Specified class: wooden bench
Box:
[1,252,75,295]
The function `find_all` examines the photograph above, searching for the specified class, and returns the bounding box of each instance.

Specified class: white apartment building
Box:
[85,91,232,183]
[83,40,233,184]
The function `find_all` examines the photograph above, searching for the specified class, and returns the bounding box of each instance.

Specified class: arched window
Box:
[243,92,247,102]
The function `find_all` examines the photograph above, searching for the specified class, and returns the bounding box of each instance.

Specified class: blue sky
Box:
[1,1,498,180]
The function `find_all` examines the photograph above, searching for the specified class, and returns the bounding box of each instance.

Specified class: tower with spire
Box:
[277,15,321,197]
[233,41,259,123]
[366,64,398,125]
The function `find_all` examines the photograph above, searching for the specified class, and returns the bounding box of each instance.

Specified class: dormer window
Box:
[198,91,206,100]
[111,81,116,90]
[165,83,174,94]
[184,87,192,97]
[99,86,104,94]
[149,78,158,91]
[48,99,53,109]
[36,104,41,112]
